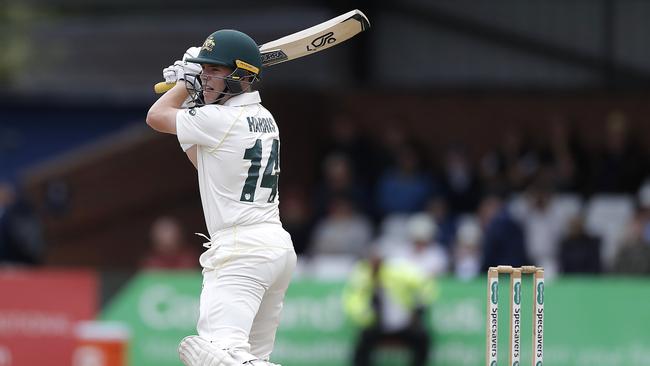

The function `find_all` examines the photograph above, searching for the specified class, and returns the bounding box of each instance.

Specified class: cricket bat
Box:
[154,9,370,93]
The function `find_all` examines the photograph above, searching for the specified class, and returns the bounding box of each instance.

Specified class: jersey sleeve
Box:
[180,143,194,152]
[176,106,234,148]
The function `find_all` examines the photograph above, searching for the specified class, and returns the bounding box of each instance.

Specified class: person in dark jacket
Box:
[479,193,529,270]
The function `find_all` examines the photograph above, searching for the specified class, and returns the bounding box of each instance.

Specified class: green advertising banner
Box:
[101,272,650,366]
[100,271,201,366]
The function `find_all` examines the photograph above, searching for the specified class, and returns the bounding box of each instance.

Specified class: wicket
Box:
[486,265,544,366]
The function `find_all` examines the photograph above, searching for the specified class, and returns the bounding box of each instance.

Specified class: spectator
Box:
[309,195,373,258]
[638,179,650,242]
[518,180,564,276]
[0,182,44,266]
[317,113,378,187]
[590,111,647,194]
[313,153,370,220]
[140,216,199,270]
[480,129,540,194]
[611,209,650,275]
[452,217,482,281]
[374,124,409,180]
[439,144,482,215]
[393,213,449,277]
[376,145,434,216]
[342,247,434,366]
[280,188,312,256]
[558,215,602,274]
[425,196,457,249]
[538,116,590,193]
[479,192,529,270]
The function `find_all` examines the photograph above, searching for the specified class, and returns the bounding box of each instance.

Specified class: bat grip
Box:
[154,82,176,94]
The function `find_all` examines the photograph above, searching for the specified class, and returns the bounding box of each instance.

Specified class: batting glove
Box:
[162,47,202,83]
[162,61,201,83]
[182,46,201,61]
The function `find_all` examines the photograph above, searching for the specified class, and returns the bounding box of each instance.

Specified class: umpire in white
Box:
[146,29,296,366]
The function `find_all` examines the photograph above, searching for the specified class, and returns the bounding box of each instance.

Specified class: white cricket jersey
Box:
[176,91,281,236]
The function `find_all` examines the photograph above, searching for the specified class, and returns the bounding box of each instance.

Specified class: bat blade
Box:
[153,9,370,94]
[259,9,370,66]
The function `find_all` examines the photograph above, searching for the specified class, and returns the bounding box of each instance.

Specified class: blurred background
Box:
[1,0,650,365]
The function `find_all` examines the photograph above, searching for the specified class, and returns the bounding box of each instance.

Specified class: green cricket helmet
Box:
[187,29,262,79]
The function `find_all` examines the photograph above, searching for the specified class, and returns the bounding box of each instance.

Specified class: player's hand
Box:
[182,46,201,61]
[162,47,202,83]
[162,60,201,83]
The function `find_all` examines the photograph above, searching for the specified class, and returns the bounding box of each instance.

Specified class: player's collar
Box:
[223,91,261,107]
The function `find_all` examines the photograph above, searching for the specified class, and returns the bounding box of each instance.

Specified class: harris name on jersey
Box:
[247,116,277,133]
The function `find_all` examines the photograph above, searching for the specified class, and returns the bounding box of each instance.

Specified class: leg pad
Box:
[178,336,239,366]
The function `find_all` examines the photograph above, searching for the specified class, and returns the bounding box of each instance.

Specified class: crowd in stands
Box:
[2,110,649,279]
[288,111,650,279]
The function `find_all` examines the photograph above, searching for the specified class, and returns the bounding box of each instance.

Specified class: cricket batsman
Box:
[146,29,296,366]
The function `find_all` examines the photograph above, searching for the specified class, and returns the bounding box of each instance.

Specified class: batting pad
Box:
[178,336,239,366]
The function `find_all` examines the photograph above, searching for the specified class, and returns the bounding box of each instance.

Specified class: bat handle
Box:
[154,81,176,94]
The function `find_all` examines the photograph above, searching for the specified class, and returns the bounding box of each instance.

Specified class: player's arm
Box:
[147,48,201,134]
[146,83,188,134]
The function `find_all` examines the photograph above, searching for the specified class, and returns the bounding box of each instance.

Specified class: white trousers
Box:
[197,223,296,361]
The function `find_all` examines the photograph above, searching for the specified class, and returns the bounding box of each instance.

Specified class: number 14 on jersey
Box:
[240,139,280,203]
